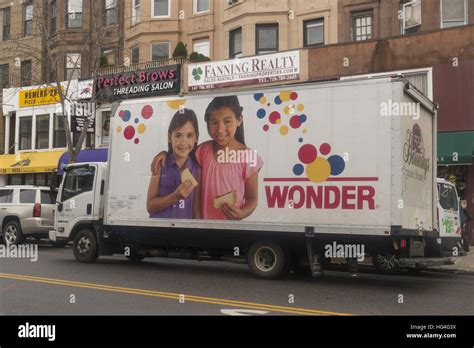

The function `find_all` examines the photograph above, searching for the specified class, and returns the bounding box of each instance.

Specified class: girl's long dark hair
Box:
[167,108,199,161]
[204,96,245,145]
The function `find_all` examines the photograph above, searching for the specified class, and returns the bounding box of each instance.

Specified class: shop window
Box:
[36,114,50,149]
[304,18,324,47]
[351,10,373,41]
[151,42,170,61]
[19,116,32,150]
[256,24,278,55]
[229,27,242,58]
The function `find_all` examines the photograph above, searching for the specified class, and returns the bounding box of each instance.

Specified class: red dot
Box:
[298,144,317,164]
[118,110,124,118]
[320,143,331,155]
[134,138,140,144]
[289,115,302,129]
[263,124,269,131]
[141,105,153,119]
[124,126,135,140]
[290,92,298,101]
[269,111,281,124]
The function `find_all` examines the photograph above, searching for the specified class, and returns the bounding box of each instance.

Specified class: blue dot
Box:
[298,138,303,143]
[328,155,346,176]
[293,164,304,176]
[299,114,307,123]
[122,111,131,122]
[134,118,139,124]
[257,109,266,119]
[274,96,282,105]
[254,93,264,101]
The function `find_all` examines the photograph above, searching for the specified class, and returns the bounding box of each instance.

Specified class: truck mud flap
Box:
[398,257,456,268]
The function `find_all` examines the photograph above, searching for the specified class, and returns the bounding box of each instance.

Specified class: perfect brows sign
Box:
[94,64,181,102]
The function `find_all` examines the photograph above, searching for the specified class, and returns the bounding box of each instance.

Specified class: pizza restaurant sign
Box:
[188,51,300,91]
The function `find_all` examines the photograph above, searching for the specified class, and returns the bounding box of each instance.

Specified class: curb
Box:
[424,267,474,276]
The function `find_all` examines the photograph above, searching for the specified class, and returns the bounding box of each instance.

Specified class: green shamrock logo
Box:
[192,67,203,81]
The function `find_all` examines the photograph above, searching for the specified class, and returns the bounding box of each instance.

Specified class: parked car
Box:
[0,186,56,245]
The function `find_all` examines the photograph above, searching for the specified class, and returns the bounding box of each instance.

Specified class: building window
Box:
[441,0,468,28]
[23,3,33,36]
[50,0,56,33]
[19,116,32,150]
[228,0,238,5]
[152,0,170,18]
[402,0,421,34]
[101,111,111,145]
[151,42,170,61]
[20,60,32,86]
[65,53,81,80]
[67,0,83,28]
[193,39,210,57]
[53,114,67,148]
[131,46,140,64]
[101,49,117,67]
[351,10,373,41]
[0,64,8,87]
[3,8,11,41]
[304,18,324,47]
[132,0,140,24]
[194,0,209,14]
[104,0,116,25]
[229,27,242,58]
[256,24,278,55]
[36,114,50,149]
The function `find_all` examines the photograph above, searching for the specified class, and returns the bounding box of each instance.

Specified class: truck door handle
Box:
[87,204,92,214]
[58,203,63,212]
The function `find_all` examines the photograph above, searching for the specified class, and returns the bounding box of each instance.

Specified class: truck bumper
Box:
[49,230,57,242]
[399,257,457,268]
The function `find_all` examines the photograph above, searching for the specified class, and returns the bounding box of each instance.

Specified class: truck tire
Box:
[73,229,99,263]
[372,254,400,275]
[248,241,290,279]
[3,221,25,245]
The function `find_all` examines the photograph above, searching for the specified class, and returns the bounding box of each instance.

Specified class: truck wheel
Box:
[248,241,290,279]
[372,254,400,275]
[3,221,25,245]
[73,229,99,263]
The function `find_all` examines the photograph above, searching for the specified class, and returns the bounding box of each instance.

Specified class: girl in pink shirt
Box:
[196,96,263,220]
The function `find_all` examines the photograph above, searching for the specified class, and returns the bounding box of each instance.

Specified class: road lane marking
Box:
[0,272,352,316]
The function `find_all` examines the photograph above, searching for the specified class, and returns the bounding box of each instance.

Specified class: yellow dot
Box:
[259,96,267,104]
[297,104,305,112]
[167,99,186,109]
[303,129,308,134]
[284,106,290,115]
[279,125,289,135]
[280,91,291,102]
[137,124,146,134]
[116,126,122,133]
[306,157,331,183]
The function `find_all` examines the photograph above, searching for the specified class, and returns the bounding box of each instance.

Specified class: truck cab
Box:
[49,162,106,245]
[436,178,463,254]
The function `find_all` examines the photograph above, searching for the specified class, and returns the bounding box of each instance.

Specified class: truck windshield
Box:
[61,167,95,201]
[438,184,458,211]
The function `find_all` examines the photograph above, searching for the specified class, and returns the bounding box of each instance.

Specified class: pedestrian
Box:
[460,201,471,252]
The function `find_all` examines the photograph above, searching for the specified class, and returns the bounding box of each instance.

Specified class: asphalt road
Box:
[1,241,474,316]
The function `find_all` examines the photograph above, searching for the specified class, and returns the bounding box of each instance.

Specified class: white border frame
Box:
[151,0,170,18]
[193,0,210,14]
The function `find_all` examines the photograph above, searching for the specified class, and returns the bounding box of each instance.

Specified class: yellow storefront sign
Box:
[0,151,63,174]
[19,86,64,107]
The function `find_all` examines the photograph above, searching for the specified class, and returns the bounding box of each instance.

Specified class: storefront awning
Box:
[437,131,474,165]
[0,151,64,174]
[58,148,108,175]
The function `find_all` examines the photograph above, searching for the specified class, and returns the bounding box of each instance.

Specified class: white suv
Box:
[0,186,56,245]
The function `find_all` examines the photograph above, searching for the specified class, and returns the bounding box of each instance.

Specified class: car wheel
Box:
[73,229,99,263]
[372,253,401,275]
[247,241,290,279]
[3,221,25,245]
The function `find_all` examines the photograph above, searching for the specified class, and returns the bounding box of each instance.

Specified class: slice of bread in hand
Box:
[181,168,198,188]
[214,191,237,209]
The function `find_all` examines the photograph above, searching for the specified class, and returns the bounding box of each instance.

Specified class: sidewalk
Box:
[430,251,474,275]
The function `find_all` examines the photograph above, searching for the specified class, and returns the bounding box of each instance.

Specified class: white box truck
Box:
[49,77,460,278]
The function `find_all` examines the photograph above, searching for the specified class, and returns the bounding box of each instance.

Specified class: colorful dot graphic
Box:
[117,105,153,144]
[295,143,346,183]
